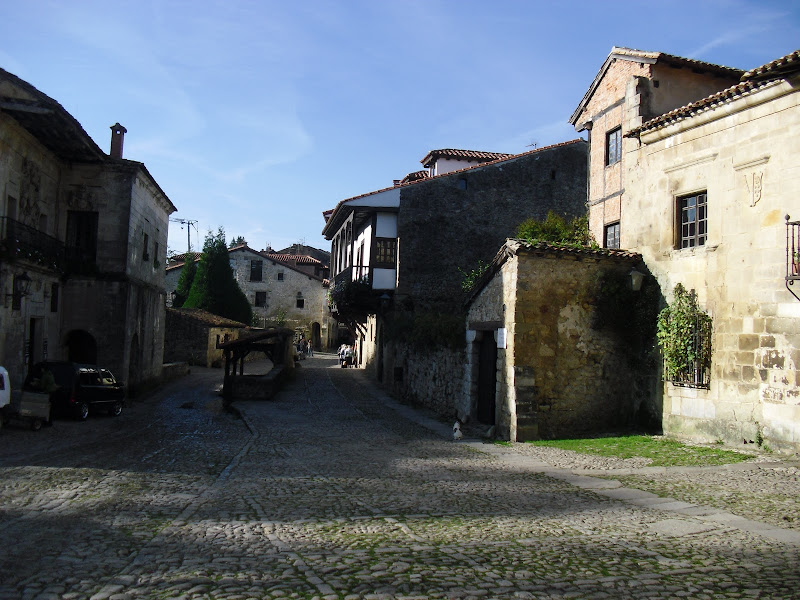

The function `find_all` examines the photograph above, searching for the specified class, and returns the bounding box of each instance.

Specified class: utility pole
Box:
[169,218,198,254]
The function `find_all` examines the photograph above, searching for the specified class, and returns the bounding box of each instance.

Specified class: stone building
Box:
[0,68,175,392]
[322,141,588,415]
[464,240,653,441]
[569,47,743,248]
[165,244,335,350]
[163,308,246,368]
[572,47,800,451]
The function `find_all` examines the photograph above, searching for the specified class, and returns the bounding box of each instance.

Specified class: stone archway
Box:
[65,330,97,364]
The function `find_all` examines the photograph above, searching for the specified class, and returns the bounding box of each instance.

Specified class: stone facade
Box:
[163,308,246,368]
[621,56,800,451]
[569,48,742,247]
[395,140,588,309]
[165,245,336,350]
[572,48,800,451]
[377,141,588,415]
[464,240,654,441]
[0,68,175,392]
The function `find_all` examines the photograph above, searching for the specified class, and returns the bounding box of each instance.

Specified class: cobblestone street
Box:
[1,354,799,600]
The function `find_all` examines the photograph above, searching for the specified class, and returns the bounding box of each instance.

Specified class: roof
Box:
[0,68,176,213]
[168,244,326,282]
[400,170,429,184]
[264,253,322,265]
[0,67,106,162]
[420,148,514,168]
[569,46,743,126]
[167,307,247,328]
[322,139,586,239]
[465,238,642,305]
[629,48,800,137]
[742,48,800,81]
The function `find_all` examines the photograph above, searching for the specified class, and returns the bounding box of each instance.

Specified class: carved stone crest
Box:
[67,185,96,210]
[745,171,763,207]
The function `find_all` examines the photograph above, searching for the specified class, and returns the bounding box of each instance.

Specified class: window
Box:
[457,177,468,190]
[50,283,59,313]
[679,192,708,248]
[66,211,98,263]
[606,127,622,166]
[255,291,267,307]
[142,233,150,261]
[296,292,305,309]
[604,222,620,249]
[250,260,263,281]
[374,238,397,268]
[153,242,159,266]
[277,272,284,281]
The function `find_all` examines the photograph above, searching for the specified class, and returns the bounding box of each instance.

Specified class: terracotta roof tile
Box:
[628,79,776,136]
[742,49,800,81]
[167,308,247,328]
[420,148,514,167]
[264,253,322,265]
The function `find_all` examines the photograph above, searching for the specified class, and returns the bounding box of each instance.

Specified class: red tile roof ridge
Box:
[509,238,642,260]
[420,148,515,165]
[265,253,322,264]
[628,78,779,136]
[742,48,800,80]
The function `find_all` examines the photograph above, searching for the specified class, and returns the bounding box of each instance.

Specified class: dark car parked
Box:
[23,361,125,420]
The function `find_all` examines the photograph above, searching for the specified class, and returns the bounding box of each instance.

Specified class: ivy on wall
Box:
[656,283,713,388]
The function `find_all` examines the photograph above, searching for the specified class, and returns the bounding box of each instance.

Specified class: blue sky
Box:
[2,1,798,255]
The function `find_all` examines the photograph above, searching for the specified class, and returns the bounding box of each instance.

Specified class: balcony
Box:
[0,216,65,273]
[329,265,393,319]
[787,215,800,302]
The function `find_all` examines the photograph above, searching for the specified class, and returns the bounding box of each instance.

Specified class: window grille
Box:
[679,192,707,248]
[606,128,622,165]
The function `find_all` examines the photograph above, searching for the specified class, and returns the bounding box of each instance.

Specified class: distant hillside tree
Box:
[229,235,247,248]
[172,251,197,308]
[184,228,252,324]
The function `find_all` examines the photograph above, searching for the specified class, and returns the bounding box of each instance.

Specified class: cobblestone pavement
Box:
[1,355,799,599]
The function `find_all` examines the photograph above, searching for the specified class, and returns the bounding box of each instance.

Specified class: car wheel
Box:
[109,402,123,417]
[76,402,89,421]
[31,419,42,432]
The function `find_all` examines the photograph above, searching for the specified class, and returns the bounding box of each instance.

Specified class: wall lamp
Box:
[6,271,32,308]
[629,267,645,292]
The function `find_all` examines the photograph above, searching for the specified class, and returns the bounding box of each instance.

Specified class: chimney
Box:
[110,123,127,159]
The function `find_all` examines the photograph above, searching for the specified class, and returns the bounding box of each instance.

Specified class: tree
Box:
[229,235,247,248]
[184,228,252,324]
[172,251,197,308]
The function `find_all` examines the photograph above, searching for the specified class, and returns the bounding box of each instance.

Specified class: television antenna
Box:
[169,218,198,253]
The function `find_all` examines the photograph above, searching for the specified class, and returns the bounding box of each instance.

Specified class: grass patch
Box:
[526,435,753,467]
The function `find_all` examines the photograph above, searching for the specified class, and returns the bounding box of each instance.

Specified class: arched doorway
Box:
[311,322,321,350]
[65,330,97,364]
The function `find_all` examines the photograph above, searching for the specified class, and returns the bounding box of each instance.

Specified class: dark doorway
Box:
[376,325,384,383]
[311,322,321,350]
[476,332,497,425]
[66,330,97,364]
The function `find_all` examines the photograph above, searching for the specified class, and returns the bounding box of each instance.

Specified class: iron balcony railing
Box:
[332,264,372,288]
[786,215,800,302]
[0,216,65,272]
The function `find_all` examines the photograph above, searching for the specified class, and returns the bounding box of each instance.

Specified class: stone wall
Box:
[466,243,659,441]
[164,309,245,367]
[380,340,465,418]
[396,140,588,310]
[623,76,800,451]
